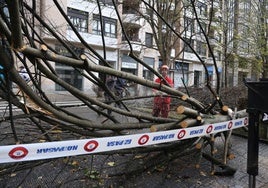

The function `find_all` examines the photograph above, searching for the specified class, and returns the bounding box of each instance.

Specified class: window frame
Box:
[183,38,194,53]
[196,1,207,17]
[99,0,116,6]
[92,14,117,38]
[67,8,88,33]
[184,16,194,34]
[196,40,207,56]
[145,32,153,48]
[54,45,84,91]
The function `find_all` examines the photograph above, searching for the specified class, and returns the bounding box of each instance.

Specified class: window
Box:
[146,7,153,18]
[122,28,140,42]
[55,45,83,91]
[184,17,194,34]
[205,66,213,83]
[123,0,139,14]
[183,38,194,53]
[143,57,154,81]
[55,68,83,91]
[196,22,206,34]
[145,33,153,48]
[55,45,84,58]
[67,8,88,33]
[92,15,102,36]
[174,61,189,87]
[92,14,117,38]
[121,54,138,85]
[122,54,138,69]
[196,1,207,17]
[99,0,116,6]
[175,62,189,72]
[194,71,202,87]
[196,41,206,56]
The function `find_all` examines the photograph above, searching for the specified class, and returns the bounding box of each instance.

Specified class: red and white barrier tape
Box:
[0,117,248,164]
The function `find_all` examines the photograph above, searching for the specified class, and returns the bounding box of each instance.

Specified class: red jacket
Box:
[154,76,173,104]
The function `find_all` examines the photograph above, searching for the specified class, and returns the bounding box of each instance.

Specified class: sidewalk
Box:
[46,92,84,102]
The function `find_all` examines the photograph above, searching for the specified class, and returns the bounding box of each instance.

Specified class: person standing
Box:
[152,65,173,118]
[114,77,127,98]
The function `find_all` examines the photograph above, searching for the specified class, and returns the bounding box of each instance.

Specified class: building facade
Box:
[32,0,252,95]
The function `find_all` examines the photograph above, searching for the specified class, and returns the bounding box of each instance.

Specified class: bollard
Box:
[247,109,259,188]
[245,79,268,188]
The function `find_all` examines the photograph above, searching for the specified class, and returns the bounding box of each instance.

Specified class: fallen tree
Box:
[0,0,249,178]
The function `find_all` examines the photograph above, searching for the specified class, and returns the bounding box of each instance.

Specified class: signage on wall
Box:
[121,62,137,69]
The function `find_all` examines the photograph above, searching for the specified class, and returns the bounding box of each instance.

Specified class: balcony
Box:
[66,30,118,49]
[122,14,143,28]
[120,40,142,52]
[121,29,142,52]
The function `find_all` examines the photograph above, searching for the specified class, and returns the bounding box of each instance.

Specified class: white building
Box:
[31,0,231,95]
